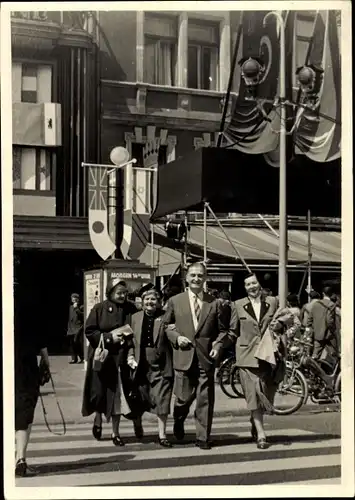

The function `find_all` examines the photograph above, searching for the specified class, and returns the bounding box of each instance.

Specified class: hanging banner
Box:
[295,11,341,162]
[88,166,116,260]
[121,136,160,262]
[224,11,281,154]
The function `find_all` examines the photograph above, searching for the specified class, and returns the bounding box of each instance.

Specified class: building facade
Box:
[11,10,341,350]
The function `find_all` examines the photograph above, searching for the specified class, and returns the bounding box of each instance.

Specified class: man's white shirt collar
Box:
[188,288,203,301]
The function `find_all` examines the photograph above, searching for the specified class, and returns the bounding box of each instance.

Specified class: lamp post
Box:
[263,11,288,308]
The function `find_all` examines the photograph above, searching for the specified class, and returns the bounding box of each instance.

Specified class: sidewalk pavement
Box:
[34,355,337,426]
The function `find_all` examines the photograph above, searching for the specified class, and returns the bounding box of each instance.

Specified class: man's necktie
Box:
[194,295,201,323]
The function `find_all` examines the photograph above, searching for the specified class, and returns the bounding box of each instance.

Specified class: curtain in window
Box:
[159,42,173,86]
[144,39,156,84]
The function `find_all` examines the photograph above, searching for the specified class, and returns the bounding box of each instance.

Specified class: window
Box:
[188,20,219,91]
[13,146,54,191]
[12,62,52,103]
[144,14,177,86]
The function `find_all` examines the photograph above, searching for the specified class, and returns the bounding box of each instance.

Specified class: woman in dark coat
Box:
[14,285,50,477]
[128,287,174,447]
[81,279,137,446]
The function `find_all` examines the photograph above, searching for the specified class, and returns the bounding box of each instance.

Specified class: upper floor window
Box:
[144,14,177,86]
[188,20,219,91]
[12,62,53,103]
[13,146,55,192]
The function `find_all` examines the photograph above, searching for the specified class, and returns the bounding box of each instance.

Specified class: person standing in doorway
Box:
[229,273,278,449]
[163,262,228,450]
[67,293,84,364]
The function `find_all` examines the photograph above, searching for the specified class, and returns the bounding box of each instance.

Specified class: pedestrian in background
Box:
[128,287,174,447]
[82,279,138,447]
[330,294,341,357]
[229,273,278,449]
[306,286,337,360]
[164,262,228,450]
[287,294,302,320]
[301,290,320,327]
[67,293,84,364]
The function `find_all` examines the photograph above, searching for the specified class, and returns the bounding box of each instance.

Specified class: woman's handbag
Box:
[93,334,109,372]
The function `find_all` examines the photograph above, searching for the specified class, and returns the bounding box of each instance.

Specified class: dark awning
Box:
[150,147,341,221]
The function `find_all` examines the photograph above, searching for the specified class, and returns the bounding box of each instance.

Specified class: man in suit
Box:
[301,290,321,327]
[229,273,278,449]
[306,286,337,360]
[164,262,228,450]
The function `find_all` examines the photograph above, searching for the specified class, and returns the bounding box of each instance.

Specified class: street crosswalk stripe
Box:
[25,438,341,466]
[25,427,318,452]
[15,453,341,487]
[29,420,266,439]
[30,415,254,431]
[15,414,341,487]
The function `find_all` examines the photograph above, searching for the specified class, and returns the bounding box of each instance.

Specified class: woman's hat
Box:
[106,279,127,297]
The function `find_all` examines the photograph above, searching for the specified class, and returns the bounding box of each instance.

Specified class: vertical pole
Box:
[307,209,312,302]
[217,20,243,147]
[277,13,288,308]
[203,202,208,291]
[150,224,154,268]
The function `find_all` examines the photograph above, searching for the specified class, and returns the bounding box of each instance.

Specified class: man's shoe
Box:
[195,440,212,450]
[173,420,185,441]
[133,420,144,440]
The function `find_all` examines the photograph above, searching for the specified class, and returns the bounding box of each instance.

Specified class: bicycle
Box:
[217,352,243,399]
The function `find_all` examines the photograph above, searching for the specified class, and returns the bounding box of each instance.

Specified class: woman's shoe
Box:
[158,438,172,448]
[112,435,125,446]
[92,424,102,441]
[256,438,269,450]
[15,459,37,477]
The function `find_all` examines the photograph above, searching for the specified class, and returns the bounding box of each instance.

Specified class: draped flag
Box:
[88,166,116,260]
[120,133,160,261]
[294,10,341,162]
[224,11,281,154]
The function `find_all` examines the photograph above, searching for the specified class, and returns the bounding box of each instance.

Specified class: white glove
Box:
[127,356,138,369]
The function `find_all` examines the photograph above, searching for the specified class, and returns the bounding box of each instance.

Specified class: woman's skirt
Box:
[15,356,40,431]
[239,361,278,412]
[137,347,173,417]
[107,355,131,421]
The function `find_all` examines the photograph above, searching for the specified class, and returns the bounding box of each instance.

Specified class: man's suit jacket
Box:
[163,291,228,372]
[306,297,336,341]
[229,295,278,368]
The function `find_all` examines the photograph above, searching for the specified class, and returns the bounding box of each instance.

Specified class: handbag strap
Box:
[39,372,67,436]
[98,333,105,350]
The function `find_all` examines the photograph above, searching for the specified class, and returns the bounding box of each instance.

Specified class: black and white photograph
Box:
[1,1,353,498]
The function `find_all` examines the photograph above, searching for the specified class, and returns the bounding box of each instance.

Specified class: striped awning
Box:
[140,225,341,276]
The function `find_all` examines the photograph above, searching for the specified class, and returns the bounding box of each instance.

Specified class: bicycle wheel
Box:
[218,357,239,399]
[273,367,308,416]
[230,364,244,398]
[334,372,341,402]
